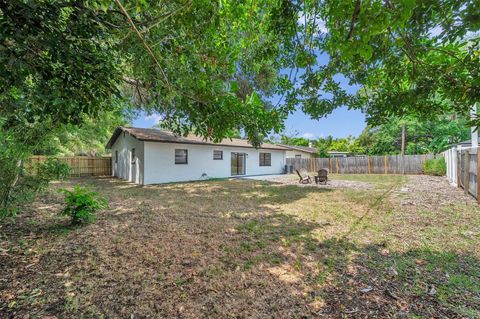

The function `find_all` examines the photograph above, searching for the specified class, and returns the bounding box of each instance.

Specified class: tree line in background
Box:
[272,115,470,156]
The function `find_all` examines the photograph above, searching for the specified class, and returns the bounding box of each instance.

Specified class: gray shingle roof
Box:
[107,127,287,150]
[278,144,317,154]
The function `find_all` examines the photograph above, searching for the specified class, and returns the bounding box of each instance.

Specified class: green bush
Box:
[1,154,70,218]
[37,158,70,182]
[422,158,446,176]
[59,186,107,225]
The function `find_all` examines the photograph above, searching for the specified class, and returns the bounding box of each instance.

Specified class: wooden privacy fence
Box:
[30,156,112,177]
[445,147,479,202]
[286,154,435,175]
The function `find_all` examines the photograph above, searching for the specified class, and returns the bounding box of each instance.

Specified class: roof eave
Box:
[140,138,286,150]
[107,126,287,150]
[279,144,317,154]
[105,127,125,149]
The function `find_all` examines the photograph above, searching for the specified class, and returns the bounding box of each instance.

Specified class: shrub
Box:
[423,158,446,176]
[1,154,70,218]
[0,118,70,218]
[59,186,107,225]
[37,158,70,183]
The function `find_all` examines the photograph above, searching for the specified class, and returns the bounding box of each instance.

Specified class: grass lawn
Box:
[1,174,479,318]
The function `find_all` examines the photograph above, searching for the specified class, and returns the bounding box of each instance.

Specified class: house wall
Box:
[285,150,315,158]
[111,131,144,184]
[143,142,286,184]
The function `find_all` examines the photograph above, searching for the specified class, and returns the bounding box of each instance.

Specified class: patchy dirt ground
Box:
[391,174,476,209]
[1,174,479,318]
[247,174,374,190]
[386,174,479,256]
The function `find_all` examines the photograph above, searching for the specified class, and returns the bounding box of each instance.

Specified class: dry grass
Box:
[1,174,479,318]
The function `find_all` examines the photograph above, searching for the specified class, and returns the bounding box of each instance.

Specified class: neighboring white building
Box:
[106,127,287,184]
[327,151,351,158]
[279,144,318,158]
[279,144,351,158]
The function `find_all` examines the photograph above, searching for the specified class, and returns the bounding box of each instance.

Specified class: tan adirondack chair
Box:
[296,169,312,184]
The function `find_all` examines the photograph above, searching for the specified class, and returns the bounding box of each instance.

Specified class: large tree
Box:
[357,115,470,155]
[106,0,300,144]
[0,0,299,214]
[285,0,480,125]
[1,0,301,145]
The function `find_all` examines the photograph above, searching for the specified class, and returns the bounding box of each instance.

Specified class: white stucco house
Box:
[106,127,287,184]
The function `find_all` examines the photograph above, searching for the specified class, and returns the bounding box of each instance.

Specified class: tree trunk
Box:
[401,124,406,155]
[1,159,22,210]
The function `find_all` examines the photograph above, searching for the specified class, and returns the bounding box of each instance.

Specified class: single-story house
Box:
[279,144,318,158]
[106,127,287,184]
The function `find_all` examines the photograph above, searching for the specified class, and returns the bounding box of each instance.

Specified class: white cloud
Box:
[317,20,328,34]
[298,12,328,34]
[302,132,315,139]
[144,113,163,125]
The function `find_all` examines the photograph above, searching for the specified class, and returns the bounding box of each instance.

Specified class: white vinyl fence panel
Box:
[445,146,479,202]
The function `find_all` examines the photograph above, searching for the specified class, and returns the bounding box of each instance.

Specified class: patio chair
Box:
[315,168,328,185]
[296,169,312,184]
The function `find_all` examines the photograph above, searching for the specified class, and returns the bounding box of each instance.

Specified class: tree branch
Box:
[346,0,361,40]
[114,0,171,89]
[141,0,193,34]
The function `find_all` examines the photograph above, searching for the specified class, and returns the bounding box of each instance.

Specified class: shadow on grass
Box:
[1,177,478,318]
[228,214,480,317]
[63,176,335,213]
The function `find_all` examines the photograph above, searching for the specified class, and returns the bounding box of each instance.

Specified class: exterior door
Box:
[231,152,246,176]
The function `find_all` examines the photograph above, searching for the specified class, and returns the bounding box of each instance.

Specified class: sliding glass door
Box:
[231,152,246,176]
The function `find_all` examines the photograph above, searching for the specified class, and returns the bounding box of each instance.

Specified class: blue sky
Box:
[132,106,366,139]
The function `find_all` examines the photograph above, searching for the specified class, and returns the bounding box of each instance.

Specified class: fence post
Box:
[457,150,462,188]
[384,156,388,174]
[336,158,339,174]
[367,156,371,174]
[329,158,332,173]
[464,151,469,195]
